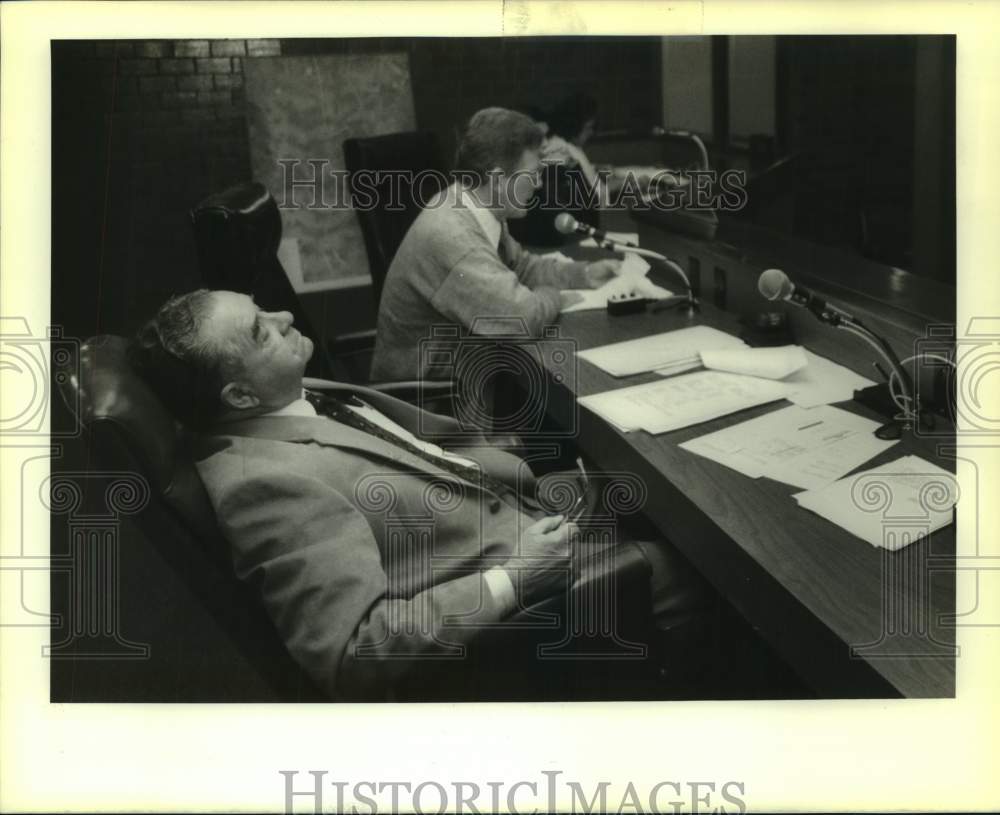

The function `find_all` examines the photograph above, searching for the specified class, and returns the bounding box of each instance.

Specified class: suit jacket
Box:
[193,381,544,701]
[370,182,590,381]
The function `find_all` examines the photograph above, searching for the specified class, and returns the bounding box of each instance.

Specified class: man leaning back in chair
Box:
[129,289,712,700]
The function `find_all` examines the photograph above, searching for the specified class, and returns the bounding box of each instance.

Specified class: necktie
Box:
[496,225,508,266]
[304,390,515,500]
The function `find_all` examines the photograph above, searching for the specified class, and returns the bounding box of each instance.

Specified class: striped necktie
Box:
[304,390,516,499]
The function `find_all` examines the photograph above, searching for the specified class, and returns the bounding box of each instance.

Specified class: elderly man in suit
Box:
[130,289,710,700]
[370,106,623,382]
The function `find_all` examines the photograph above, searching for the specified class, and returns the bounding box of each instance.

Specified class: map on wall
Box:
[244,53,416,290]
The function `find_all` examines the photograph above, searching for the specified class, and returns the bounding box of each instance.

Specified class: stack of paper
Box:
[679,405,899,490]
[779,350,876,407]
[699,345,808,380]
[578,369,787,434]
[660,345,875,407]
[578,325,748,377]
[793,455,957,550]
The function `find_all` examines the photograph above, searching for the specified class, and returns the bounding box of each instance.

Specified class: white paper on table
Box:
[679,404,898,490]
[618,253,651,277]
[579,370,788,435]
[779,349,876,407]
[580,231,639,248]
[561,276,672,314]
[700,345,808,380]
[537,250,575,264]
[579,325,746,377]
[793,455,957,550]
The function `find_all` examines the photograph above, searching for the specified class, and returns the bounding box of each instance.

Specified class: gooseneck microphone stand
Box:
[761,270,921,439]
[594,237,700,316]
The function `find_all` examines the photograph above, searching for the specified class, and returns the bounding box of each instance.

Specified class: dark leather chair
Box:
[343,131,448,309]
[54,335,660,701]
[190,181,355,380]
[53,335,325,701]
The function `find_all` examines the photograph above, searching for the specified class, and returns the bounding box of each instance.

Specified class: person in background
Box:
[370,106,621,382]
[507,100,603,248]
[510,92,688,247]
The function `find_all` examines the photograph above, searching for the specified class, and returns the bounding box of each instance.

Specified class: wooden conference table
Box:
[528,212,957,699]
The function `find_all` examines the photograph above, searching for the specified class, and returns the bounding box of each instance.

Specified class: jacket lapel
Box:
[212,413,451,480]
[209,383,538,504]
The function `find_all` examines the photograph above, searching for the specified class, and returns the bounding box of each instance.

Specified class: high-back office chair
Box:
[55,336,658,701]
[53,334,324,701]
[190,181,355,380]
[343,130,448,309]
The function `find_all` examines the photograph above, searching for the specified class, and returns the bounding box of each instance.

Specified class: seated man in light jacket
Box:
[130,289,710,701]
[370,106,620,382]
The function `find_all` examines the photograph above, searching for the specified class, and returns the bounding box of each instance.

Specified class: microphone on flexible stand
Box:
[553,213,638,247]
[651,127,711,172]
[757,268,857,325]
[555,214,699,315]
[757,268,920,439]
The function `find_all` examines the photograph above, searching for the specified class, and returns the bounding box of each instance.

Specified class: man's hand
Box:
[505,515,577,605]
[560,290,585,309]
[541,135,582,166]
[584,259,621,288]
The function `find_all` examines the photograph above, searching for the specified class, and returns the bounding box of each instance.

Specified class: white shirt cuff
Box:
[484,567,517,617]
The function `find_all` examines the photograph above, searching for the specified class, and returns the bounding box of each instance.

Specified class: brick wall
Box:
[52,38,280,339]
[52,37,661,341]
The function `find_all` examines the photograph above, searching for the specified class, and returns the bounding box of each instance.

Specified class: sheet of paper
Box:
[793,455,957,550]
[779,349,876,407]
[618,253,651,277]
[679,405,898,490]
[580,230,639,248]
[579,370,788,435]
[578,325,747,377]
[537,250,575,264]
[561,275,672,313]
[700,344,808,380]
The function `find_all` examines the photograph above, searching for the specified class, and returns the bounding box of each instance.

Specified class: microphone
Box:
[757,268,854,324]
[758,268,798,301]
[554,213,642,248]
[554,213,609,243]
[757,270,920,437]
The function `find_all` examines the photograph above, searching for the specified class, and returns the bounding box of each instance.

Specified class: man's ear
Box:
[221,381,260,411]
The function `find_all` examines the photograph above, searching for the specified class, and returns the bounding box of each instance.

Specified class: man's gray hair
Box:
[129,289,241,428]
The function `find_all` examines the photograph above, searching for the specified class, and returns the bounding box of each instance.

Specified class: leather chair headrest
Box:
[190,181,282,290]
[57,335,226,560]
